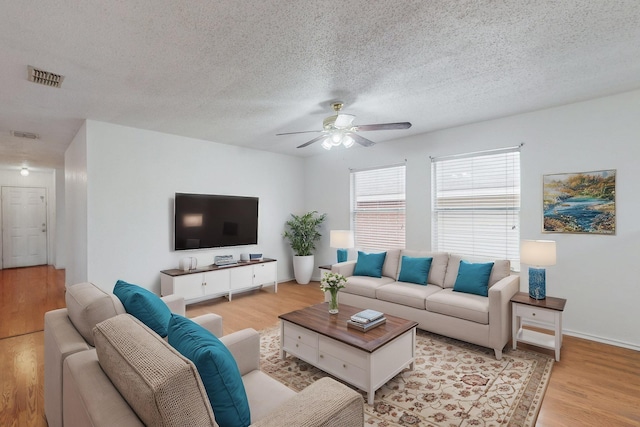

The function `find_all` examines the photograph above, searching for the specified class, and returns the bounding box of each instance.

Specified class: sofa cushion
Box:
[353,251,387,278]
[113,280,172,337]
[453,260,494,297]
[343,276,396,298]
[93,314,216,427]
[168,314,251,427]
[400,250,449,287]
[382,249,401,279]
[241,370,296,422]
[65,282,125,346]
[443,254,511,289]
[397,256,432,285]
[426,289,490,324]
[376,283,442,309]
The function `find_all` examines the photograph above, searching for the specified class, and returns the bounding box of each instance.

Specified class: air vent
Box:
[11,130,39,139]
[28,65,65,88]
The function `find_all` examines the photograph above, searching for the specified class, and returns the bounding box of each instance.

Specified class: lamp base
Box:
[529,267,546,300]
[337,249,348,263]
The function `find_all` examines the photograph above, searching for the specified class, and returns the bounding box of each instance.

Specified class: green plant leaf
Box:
[282,211,327,256]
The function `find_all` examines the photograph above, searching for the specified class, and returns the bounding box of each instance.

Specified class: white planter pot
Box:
[292,255,314,285]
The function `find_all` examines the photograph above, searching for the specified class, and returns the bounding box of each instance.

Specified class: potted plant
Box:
[283,211,327,284]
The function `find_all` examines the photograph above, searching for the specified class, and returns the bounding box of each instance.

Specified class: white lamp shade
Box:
[330,230,354,249]
[521,240,556,266]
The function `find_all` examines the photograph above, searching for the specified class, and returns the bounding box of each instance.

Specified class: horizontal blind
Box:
[351,164,406,251]
[432,147,520,269]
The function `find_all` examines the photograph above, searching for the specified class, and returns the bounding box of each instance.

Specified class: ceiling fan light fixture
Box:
[281,101,411,150]
[331,131,342,144]
[342,135,354,148]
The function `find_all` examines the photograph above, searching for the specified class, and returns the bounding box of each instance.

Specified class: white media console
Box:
[160,258,277,304]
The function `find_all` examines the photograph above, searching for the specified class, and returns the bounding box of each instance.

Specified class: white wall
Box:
[305,89,640,350]
[65,122,88,285]
[76,120,304,294]
[0,167,56,268]
[54,167,66,269]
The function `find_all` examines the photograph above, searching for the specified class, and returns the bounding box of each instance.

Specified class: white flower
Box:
[320,272,347,293]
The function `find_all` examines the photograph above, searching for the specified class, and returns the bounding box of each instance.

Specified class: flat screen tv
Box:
[174,193,258,250]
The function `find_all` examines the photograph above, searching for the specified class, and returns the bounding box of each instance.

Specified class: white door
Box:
[2,186,48,268]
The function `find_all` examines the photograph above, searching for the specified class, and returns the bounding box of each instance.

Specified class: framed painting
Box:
[543,170,616,234]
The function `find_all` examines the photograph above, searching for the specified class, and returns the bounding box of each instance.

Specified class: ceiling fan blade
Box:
[297,134,328,148]
[355,122,412,131]
[349,133,376,147]
[276,130,322,136]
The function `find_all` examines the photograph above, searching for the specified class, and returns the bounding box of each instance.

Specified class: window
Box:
[350,164,406,251]
[431,146,521,269]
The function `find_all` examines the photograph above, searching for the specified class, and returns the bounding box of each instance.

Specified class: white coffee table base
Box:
[281,320,416,405]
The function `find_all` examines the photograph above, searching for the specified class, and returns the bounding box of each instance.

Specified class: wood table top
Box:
[511,291,567,311]
[279,303,418,353]
[161,258,276,276]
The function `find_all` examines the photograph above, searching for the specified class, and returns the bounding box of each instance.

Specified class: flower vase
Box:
[328,288,339,314]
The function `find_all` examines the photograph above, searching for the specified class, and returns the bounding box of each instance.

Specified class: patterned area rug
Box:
[259,324,553,426]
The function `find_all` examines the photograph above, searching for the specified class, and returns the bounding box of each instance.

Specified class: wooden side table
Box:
[319,264,332,280]
[511,292,567,361]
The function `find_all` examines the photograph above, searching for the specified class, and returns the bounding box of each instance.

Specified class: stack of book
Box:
[347,309,386,331]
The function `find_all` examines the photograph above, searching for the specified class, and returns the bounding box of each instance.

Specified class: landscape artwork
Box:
[543,170,616,234]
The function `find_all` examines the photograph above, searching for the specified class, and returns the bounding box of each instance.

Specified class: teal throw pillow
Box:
[353,251,387,278]
[453,260,494,297]
[398,256,433,285]
[168,314,251,427]
[113,280,171,337]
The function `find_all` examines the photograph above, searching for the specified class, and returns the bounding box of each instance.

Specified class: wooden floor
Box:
[0,266,65,340]
[0,266,65,427]
[0,266,638,426]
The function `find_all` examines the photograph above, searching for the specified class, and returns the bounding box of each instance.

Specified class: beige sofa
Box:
[332,250,520,359]
[62,314,364,427]
[44,282,223,427]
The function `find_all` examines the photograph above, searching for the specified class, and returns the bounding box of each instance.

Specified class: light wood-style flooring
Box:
[0,266,638,426]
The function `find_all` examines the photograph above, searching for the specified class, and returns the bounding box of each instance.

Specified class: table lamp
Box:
[330,230,354,263]
[520,240,556,300]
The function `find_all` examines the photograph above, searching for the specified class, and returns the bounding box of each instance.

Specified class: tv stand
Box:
[160,258,277,304]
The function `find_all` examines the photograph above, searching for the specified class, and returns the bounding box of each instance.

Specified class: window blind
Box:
[350,164,406,251]
[431,147,521,269]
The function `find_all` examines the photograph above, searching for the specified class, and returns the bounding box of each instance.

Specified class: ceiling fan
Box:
[276,102,412,149]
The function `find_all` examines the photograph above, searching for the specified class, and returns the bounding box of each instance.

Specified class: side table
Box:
[319,264,332,280]
[511,292,567,361]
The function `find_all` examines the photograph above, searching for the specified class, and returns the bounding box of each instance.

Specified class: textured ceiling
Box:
[1,1,639,170]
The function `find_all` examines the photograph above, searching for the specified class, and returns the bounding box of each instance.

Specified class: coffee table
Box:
[279,303,418,405]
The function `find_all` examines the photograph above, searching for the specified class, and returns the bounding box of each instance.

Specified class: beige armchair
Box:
[44,282,222,427]
[62,314,364,427]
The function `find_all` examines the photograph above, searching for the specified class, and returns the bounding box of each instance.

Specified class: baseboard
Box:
[563,329,640,352]
[282,276,321,283]
[522,319,639,352]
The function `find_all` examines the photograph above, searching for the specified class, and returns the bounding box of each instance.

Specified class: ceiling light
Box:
[321,131,356,150]
[343,135,354,148]
[331,132,342,144]
[20,167,29,176]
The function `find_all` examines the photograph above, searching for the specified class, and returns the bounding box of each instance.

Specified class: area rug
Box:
[259,324,553,426]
